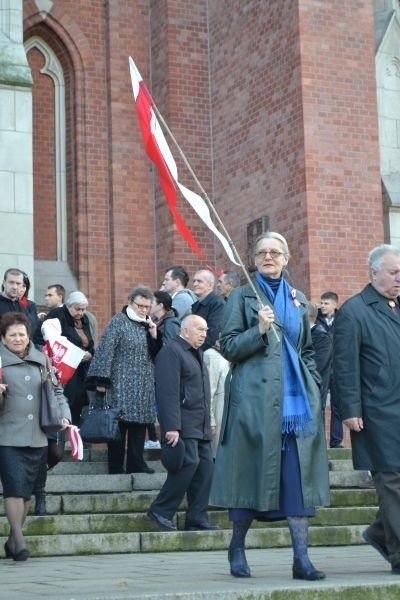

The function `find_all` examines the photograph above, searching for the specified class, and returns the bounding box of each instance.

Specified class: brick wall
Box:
[23,0,384,330]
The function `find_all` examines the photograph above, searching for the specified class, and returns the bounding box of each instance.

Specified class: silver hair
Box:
[194,269,215,285]
[254,231,290,256]
[368,244,400,271]
[66,291,88,307]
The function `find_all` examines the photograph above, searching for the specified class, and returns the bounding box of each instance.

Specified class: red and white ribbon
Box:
[66,425,84,461]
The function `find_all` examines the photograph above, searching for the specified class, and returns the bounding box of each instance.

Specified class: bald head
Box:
[180,315,208,349]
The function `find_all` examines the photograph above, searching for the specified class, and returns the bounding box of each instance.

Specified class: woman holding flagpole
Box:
[210,232,330,581]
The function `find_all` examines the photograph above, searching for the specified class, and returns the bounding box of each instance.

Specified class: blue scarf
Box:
[255,272,314,437]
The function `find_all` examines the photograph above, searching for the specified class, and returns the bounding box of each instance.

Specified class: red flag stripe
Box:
[133,75,206,261]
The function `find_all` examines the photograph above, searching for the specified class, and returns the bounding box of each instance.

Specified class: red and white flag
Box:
[129,57,239,266]
[41,319,86,385]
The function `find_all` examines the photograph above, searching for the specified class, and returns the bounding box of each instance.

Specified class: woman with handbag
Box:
[0,312,70,561]
[86,286,162,474]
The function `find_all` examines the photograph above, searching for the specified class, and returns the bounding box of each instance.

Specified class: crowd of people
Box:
[0,239,399,578]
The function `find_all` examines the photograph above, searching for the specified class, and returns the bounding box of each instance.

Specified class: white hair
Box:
[66,291,88,307]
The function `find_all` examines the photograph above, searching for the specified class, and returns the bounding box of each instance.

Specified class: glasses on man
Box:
[255,249,285,260]
[133,300,151,311]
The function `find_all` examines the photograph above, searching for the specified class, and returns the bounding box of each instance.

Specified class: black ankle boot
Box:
[292,556,326,580]
[228,546,251,578]
[34,493,46,516]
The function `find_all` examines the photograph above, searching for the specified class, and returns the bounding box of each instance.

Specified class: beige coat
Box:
[0,342,70,447]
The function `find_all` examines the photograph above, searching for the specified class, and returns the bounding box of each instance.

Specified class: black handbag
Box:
[79,391,121,443]
[40,359,64,433]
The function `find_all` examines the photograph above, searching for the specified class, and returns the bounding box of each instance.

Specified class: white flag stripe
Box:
[177,182,238,264]
[129,57,141,99]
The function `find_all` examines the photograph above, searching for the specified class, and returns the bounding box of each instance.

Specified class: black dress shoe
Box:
[184,520,220,531]
[147,510,177,531]
[293,557,326,580]
[133,465,155,474]
[362,529,389,563]
[228,546,251,578]
[391,562,400,574]
[13,548,30,562]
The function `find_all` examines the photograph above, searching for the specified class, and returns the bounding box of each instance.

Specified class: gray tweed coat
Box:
[86,308,161,423]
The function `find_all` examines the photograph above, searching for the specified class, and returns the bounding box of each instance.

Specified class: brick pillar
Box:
[150,0,215,285]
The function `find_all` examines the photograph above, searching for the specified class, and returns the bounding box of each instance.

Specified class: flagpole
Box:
[151,103,280,342]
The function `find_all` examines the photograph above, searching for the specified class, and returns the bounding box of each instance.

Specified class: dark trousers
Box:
[370,471,400,566]
[150,438,214,521]
[107,420,147,474]
[329,373,343,448]
[146,423,158,442]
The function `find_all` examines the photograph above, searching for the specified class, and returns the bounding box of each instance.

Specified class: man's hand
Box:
[343,417,363,432]
[165,430,180,447]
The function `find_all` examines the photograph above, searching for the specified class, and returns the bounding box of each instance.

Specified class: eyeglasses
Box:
[255,249,285,260]
[132,300,151,311]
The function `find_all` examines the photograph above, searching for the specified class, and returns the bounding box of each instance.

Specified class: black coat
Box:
[154,336,212,440]
[333,283,400,470]
[33,305,94,419]
[0,295,29,319]
[311,323,332,406]
[191,292,225,351]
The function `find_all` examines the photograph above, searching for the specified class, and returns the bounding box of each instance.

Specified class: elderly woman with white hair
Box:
[34,290,94,425]
[32,290,94,515]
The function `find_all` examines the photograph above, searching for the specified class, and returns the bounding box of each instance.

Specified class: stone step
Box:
[68,446,352,463]
[0,469,369,496]
[0,486,378,518]
[50,459,166,475]
[0,524,370,558]
[328,459,357,471]
[0,506,378,537]
[329,470,373,487]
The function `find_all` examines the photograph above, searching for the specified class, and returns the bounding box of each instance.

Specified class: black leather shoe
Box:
[391,562,400,574]
[147,510,177,531]
[13,548,29,562]
[228,546,251,578]
[133,464,155,474]
[362,529,389,563]
[34,494,46,516]
[184,520,220,531]
[293,557,326,580]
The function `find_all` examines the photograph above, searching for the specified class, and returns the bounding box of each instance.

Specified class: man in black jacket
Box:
[148,315,218,532]
[191,269,225,351]
[0,268,29,318]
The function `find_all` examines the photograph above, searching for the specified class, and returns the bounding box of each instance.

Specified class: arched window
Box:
[25,35,67,261]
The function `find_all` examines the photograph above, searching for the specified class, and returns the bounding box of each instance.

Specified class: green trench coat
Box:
[209,282,330,512]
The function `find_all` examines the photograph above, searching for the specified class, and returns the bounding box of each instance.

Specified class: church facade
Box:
[0,1,398,327]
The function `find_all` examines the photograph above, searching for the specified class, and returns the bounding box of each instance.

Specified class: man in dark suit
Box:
[308,302,332,423]
[333,244,400,575]
[147,315,218,532]
[191,269,225,351]
[316,290,342,448]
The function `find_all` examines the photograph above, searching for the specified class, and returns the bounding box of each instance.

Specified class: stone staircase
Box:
[0,447,377,558]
